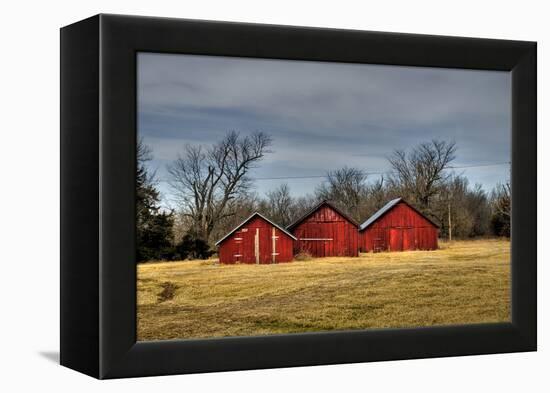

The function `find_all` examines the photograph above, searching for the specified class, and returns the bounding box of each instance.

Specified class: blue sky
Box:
[138,52,511,209]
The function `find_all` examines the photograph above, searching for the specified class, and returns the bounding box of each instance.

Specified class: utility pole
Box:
[448,202,452,242]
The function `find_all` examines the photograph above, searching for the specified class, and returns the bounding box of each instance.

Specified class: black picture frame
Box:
[60,14,536,379]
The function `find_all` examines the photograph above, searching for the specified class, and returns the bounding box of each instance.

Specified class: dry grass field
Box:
[137,239,510,341]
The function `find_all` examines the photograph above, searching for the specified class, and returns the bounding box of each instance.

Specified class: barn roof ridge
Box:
[286,199,359,230]
[215,212,297,246]
[358,197,440,231]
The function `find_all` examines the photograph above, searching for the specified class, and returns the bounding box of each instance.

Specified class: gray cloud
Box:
[138,52,511,202]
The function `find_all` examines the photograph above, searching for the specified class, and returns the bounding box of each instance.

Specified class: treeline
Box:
[137,132,510,262]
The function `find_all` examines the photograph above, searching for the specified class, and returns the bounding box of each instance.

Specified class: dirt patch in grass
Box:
[157,281,178,303]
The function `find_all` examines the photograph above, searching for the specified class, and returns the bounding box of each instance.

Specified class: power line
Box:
[154,161,510,183]
[448,162,511,169]
[252,162,511,181]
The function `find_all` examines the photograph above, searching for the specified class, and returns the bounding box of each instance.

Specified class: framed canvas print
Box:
[60,14,536,379]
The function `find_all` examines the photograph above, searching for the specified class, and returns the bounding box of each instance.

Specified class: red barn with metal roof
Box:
[216,212,296,264]
[287,200,359,257]
[359,198,438,252]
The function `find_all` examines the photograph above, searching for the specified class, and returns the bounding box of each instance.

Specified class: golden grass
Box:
[137,239,510,341]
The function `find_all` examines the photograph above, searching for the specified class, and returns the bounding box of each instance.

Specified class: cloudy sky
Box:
[138,52,511,208]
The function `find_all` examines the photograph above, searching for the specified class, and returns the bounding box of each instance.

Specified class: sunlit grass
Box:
[137,239,510,341]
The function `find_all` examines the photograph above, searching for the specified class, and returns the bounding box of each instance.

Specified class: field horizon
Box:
[137,238,510,341]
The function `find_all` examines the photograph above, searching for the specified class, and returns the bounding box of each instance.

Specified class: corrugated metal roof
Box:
[359,198,402,231]
[215,212,297,246]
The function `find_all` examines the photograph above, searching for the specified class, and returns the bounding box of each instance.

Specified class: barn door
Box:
[402,228,413,250]
[373,230,385,253]
[389,228,403,251]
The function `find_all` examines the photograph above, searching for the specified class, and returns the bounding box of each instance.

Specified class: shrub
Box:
[174,234,214,260]
[294,251,313,261]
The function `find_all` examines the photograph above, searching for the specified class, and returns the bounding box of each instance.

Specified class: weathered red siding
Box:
[360,201,438,252]
[218,215,295,264]
[289,202,359,257]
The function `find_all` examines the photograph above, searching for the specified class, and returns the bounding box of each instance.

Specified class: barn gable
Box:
[287,200,359,257]
[287,200,359,231]
[359,198,402,230]
[216,212,296,246]
[216,213,296,264]
[359,198,438,252]
[359,198,439,231]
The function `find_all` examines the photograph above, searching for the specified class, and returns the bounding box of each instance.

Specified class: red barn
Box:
[287,200,359,257]
[359,198,438,252]
[216,212,296,264]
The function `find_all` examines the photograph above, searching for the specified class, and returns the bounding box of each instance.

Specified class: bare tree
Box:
[465,183,491,237]
[316,166,368,221]
[210,194,260,243]
[362,176,389,216]
[388,140,457,209]
[436,175,474,239]
[292,194,320,222]
[167,131,272,243]
[490,181,511,237]
[263,183,295,227]
[492,182,511,219]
